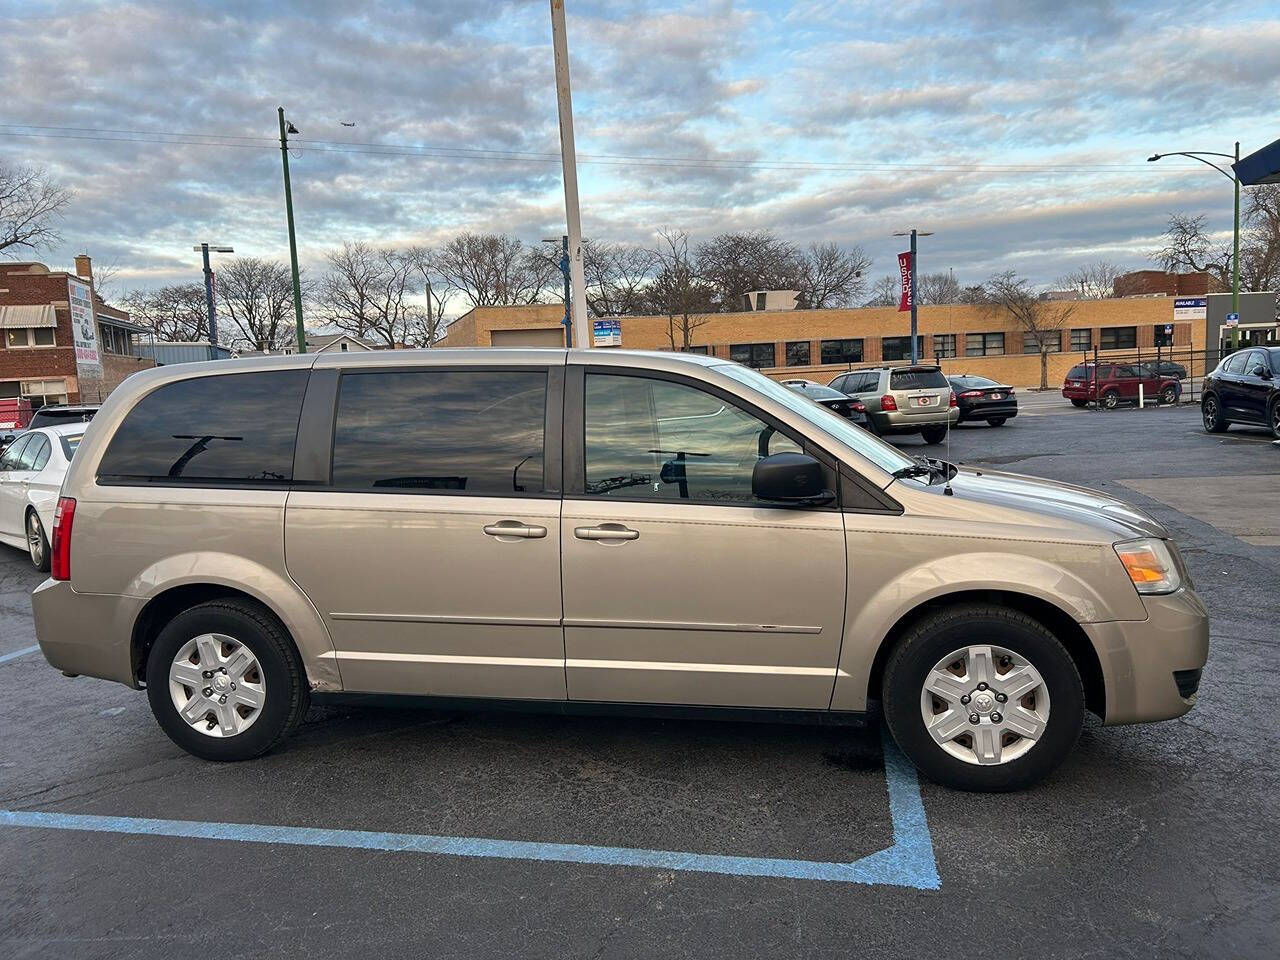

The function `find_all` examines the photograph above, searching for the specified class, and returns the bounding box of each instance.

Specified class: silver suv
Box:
[828,365,958,443]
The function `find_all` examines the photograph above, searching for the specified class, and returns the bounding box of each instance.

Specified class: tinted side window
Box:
[26,435,51,471]
[98,371,308,483]
[332,369,546,494]
[0,434,31,471]
[1222,353,1247,374]
[584,374,800,504]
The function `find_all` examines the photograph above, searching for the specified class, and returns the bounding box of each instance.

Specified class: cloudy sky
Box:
[1,0,1277,304]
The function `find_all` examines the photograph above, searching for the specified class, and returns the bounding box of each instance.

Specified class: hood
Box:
[914,467,1169,541]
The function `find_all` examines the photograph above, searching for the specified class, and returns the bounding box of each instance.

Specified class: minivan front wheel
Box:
[146,599,309,761]
[882,603,1084,791]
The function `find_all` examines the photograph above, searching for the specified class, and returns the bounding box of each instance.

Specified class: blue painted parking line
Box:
[0,728,939,888]
[0,644,39,665]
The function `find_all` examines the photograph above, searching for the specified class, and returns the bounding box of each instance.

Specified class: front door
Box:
[561,368,847,710]
[286,365,566,700]
[0,434,34,539]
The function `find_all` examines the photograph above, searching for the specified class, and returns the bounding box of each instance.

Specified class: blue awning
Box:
[1234,137,1280,185]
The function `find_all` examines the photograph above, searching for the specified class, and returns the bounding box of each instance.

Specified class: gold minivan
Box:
[32,349,1208,791]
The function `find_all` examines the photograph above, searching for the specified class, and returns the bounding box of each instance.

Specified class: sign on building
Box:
[67,278,102,378]
[592,318,622,347]
[1172,297,1207,321]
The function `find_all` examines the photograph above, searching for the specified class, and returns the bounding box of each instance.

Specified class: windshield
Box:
[716,363,914,475]
[60,434,83,460]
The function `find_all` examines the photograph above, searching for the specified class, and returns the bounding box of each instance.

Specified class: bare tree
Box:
[1151,213,1231,288]
[317,242,418,347]
[797,242,870,308]
[0,161,73,256]
[1056,260,1125,299]
[983,271,1076,389]
[863,274,900,307]
[121,284,209,341]
[694,231,806,311]
[433,232,556,308]
[216,257,299,352]
[580,239,658,316]
[958,284,989,305]
[405,245,455,347]
[1241,184,1280,294]
[915,271,962,305]
[647,229,715,350]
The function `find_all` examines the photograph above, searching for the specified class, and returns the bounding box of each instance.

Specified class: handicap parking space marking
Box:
[0,727,939,889]
[0,644,40,665]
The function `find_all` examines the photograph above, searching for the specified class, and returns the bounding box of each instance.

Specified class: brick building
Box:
[438,297,1203,388]
[0,257,154,407]
[1113,270,1222,298]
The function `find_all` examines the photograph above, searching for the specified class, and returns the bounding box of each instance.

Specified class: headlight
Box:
[1114,538,1182,595]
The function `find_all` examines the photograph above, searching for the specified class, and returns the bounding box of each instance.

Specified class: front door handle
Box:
[483,521,547,540]
[574,524,640,542]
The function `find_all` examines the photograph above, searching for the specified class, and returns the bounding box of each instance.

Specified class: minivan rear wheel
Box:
[145,599,309,761]
[881,603,1084,791]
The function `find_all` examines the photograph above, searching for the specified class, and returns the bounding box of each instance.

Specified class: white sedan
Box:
[0,423,85,571]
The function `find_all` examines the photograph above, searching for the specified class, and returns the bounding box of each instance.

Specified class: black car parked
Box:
[782,380,871,429]
[1139,360,1188,381]
[946,375,1018,426]
[1202,346,1280,439]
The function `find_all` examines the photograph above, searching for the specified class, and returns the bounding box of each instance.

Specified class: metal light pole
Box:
[192,243,234,347]
[549,0,590,349]
[543,235,572,347]
[278,108,307,354]
[893,229,933,363]
[1148,143,1241,351]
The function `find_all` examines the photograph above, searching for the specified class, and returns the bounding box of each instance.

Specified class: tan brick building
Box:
[0,257,154,406]
[438,298,1203,388]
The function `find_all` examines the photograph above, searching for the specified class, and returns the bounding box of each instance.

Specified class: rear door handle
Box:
[574,524,639,541]
[483,521,547,539]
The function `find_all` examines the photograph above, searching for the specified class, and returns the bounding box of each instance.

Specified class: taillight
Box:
[959,390,982,398]
[51,496,75,581]
[880,394,898,411]
[852,401,866,412]
[949,391,958,407]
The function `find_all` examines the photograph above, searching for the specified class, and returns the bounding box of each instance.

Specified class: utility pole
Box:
[549,0,590,349]
[278,107,307,354]
[192,243,233,347]
[894,229,933,363]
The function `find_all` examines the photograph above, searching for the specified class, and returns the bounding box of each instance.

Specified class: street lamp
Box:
[1148,142,1240,351]
[892,229,934,363]
[542,236,572,347]
[192,244,234,348]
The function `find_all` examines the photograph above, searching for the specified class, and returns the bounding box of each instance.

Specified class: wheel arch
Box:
[862,589,1106,721]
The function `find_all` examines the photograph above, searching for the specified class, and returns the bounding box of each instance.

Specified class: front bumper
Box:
[1083,587,1210,725]
[32,579,144,688]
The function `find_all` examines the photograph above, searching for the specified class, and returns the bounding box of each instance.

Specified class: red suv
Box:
[1062,363,1181,409]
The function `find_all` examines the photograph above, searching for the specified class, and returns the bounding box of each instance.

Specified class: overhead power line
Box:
[0,123,1203,176]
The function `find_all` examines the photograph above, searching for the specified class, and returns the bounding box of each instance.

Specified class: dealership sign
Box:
[897,252,912,312]
[592,318,622,347]
[1173,297,1206,321]
[67,278,103,378]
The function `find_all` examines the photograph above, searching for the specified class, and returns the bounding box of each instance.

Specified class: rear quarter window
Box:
[97,370,309,483]
[889,368,948,390]
[1066,365,1087,380]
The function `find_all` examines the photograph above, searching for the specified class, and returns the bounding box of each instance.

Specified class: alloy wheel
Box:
[1102,392,1118,409]
[919,643,1051,766]
[26,515,43,567]
[168,633,266,738]
[1203,397,1218,429]
[1272,402,1280,439]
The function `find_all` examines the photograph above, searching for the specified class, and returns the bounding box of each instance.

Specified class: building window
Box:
[1023,331,1061,353]
[1153,324,1174,347]
[1100,326,1136,350]
[965,332,1005,356]
[729,342,776,369]
[1070,329,1092,352]
[933,334,956,358]
[5,328,56,349]
[785,341,811,366]
[20,379,68,408]
[684,345,709,355]
[820,338,864,365]
[881,336,924,361]
[98,323,136,356]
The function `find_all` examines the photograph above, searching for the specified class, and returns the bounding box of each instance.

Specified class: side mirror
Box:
[752,452,834,505]
[1251,364,1270,379]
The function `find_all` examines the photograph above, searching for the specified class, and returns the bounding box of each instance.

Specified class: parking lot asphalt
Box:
[2,401,1278,959]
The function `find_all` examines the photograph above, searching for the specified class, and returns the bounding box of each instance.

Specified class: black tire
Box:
[1159,385,1178,405]
[881,603,1085,792]
[1270,399,1280,441]
[1201,393,1229,433]
[986,417,1007,427]
[145,599,310,761]
[25,510,50,573]
[1100,389,1120,410]
[1070,399,1088,408]
[920,425,948,444]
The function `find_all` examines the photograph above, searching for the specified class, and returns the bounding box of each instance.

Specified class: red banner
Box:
[897,251,912,312]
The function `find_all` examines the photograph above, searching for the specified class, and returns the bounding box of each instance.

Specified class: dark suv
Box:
[1062,363,1180,410]
[1202,347,1280,439]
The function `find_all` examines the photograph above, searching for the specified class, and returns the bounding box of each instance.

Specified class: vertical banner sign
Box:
[67,278,103,378]
[897,251,912,312]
